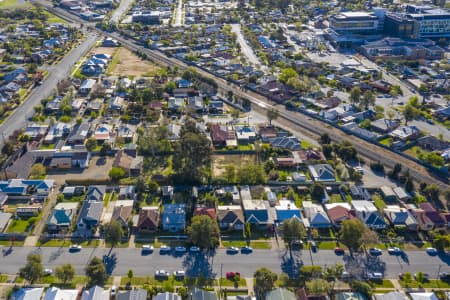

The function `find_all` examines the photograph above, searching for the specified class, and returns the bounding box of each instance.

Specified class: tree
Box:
[433,234,450,251]
[278,68,298,83]
[359,228,380,248]
[403,104,418,125]
[19,254,43,284]
[231,109,240,119]
[104,220,124,250]
[55,264,75,284]
[386,109,396,120]
[319,133,331,145]
[254,268,277,299]
[339,219,365,252]
[266,108,279,125]
[85,137,97,152]
[2,141,15,156]
[280,218,306,251]
[29,163,46,179]
[361,90,375,109]
[310,182,325,200]
[402,272,412,286]
[349,86,361,104]
[86,257,106,286]
[188,215,220,249]
[306,278,332,295]
[100,143,112,156]
[127,269,133,283]
[224,164,236,184]
[423,183,440,201]
[243,221,251,240]
[109,167,126,181]
[350,281,373,297]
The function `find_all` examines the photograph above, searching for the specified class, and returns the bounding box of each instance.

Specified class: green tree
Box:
[127,269,133,283]
[109,167,126,181]
[306,278,332,295]
[231,109,240,119]
[236,164,267,185]
[403,104,418,125]
[224,164,236,184]
[402,272,412,286]
[254,268,277,299]
[243,221,252,240]
[85,137,97,152]
[280,218,306,251]
[29,163,46,179]
[266,108,279,125]
[187,215,220,249]
[310,182,325,200]
[319,133,331,145]
[19,254,43,284]
[423,183,440,201]
[350,281,373,297]
[361,90,375,108]
[86,257,107,286]
[339,219,365,252]
[278,68,298,83]
[349,86,361,104]
[55,264,75,285]
[416,271,426,284]
[104,220,124,250]
[433,235,450,251]
[2,141,15,156]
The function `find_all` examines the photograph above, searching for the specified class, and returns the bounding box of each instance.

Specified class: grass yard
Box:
[110,48,162,77]
[43,10,67,23]
[6,219,33,233]
[0,0,30,8]
[400,280,450,288]
[212,154,256,177]
[369,280,395,288]
[317,241,340,250]
[39,275,87,287]
[216,277,247,287]
[221,240,271,249]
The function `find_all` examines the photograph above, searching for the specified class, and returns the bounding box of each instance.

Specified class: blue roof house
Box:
[162,204,186,232]
[275,200,301,223]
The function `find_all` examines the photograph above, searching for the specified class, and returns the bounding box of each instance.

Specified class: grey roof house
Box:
[162,203,186,232]
[308,164,336,182]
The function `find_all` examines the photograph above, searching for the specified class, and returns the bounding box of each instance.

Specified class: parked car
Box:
[334,247,345,255]
[226,272,240,280]
[439,272,450,281]
[241,246,253,254]
[155,270,169,278]
[159,245,171,254]
[369,248,382,256]
[310,241,317,252]
[110,285,117,296]
[426,247,438,256]
[141,245,154,254]
[44,268,53,276]
[368,272,383,280]
[414,273,430,281]
[387,247,402,255]
[69,245,82,252]
[226,247,239,254]
[189,246,200,253]
[174,270,185,278]
[175,246,187,253]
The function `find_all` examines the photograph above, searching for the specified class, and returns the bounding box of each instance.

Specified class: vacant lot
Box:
[109,48,161,77]
[90,46,118,57]
[212,154,256,177]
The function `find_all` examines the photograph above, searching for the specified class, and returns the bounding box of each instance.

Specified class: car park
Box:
[159,245,171,254]
[226,247,239,254]
[226,272,240,279]
[369,248,382,256]
[241,246,253,254]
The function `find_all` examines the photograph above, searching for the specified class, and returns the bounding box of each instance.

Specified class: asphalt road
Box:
[110,0,133,24]
[0,33,98,150]
[231,24,266,71]
[0,246,449,279]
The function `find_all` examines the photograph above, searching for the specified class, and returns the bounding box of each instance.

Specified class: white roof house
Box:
[373,292,409,300]
[409,292,439,300]
[44,287,79,300]
[11,288,45,300]
[81,286,109,300]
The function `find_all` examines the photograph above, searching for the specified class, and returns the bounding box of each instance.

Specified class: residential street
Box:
[231,24,267,72]
[110,0,133,24]
[0,33,98,150]
[0,246,448,278]
[173,0,183,27]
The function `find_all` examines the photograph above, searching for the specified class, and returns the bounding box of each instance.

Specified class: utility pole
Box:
[219,263,223,300]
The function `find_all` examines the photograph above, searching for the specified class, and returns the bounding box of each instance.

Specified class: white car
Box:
[69,245,82,252]
[155,270,169,278]
[44,268,53,276]
[141,245,154,253]
[110,285,117,296]
[173,270,185,278]
[159,245,171,254]
[387,247,402,255]
[175,246,187,253]
[426,247,438,255]
[189,246,200,252]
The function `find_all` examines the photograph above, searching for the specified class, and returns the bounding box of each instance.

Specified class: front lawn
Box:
[216,277,247,287]
[369,279,394,288]
[400,279,450,288]
[221,240,271,249]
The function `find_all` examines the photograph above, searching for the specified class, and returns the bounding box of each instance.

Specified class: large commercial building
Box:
[329,11,380,34]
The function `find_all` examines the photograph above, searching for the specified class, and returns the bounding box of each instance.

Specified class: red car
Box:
[334,247,345,255]
[226,272,240,280]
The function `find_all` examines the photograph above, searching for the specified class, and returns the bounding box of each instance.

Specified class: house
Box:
[270,136,302,151]
[384,205,418,230]
[258,125,278,141]
[208,100,224,114]
[44,122,72,144]
[113,150,143,177]
[118,186,135,200]
[209,124,227,147]
[43,287,79,300]
[94,123,112,141]
[76,200,103,230]
[168,97,185,113]
[79,79,96,95]
[0,211,12,232]
[275,199,301,223]
[0,179,55,199]
[351,200,386,229]
[216,186,241,204]
[302,201,331,228]
[335,292,367,300]
[46,202,78,232]
[350,185,371,201]
[187,96,205,113]
[235,126,256,144]
[409,292,439,300]
[217,205,244,231]
[108,96,125,113]
[308,164,336,182]
[373,292,409,300]
[24,123,48,140]
[102,37,120,47]
[137,206,160,232]
[266,288,296,300]
[16,206,42,218]
[325,203,354,228]
[117,124,136,143]
[10,287,44,300]
[417,135,450,152]
[412,208,435,231]
[390,126,420,141]
[81,286,109,300]
[380,186,397,202]
[194,206,216,219]
[162,186,174,201]
[434,105,450,121]
[296,149,326,164]
[117,289,147,300]
[86,186,106,202]
[242,199,271,226]
[371,118,399,133]
[393,187,410,201]
[67,122,91,145]
[191,288,218,300]
[162,204,186,232]
[419,202,445,228]
[112,200,134,230]
[274,157,297,168]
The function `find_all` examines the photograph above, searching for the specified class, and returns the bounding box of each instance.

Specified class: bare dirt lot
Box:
[212,154,256,177]
[110,48,161,77]
[90,46,118,56]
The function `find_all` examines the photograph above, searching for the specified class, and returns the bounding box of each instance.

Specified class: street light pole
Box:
[219,263,223,300]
